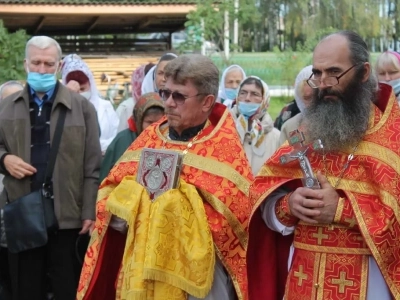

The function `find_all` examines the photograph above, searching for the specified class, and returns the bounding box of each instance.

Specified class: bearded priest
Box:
[248,31,400,300]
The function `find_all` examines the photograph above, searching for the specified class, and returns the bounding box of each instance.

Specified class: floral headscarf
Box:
[128,92,164,134]
[131,65,146,101]
[233,76,274,156]
[237,76,270,121]
[61,54,101,111]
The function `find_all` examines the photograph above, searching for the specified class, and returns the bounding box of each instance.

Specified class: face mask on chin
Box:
[26,64,58,93]
[80,91,91,100]
[238,101,261,119]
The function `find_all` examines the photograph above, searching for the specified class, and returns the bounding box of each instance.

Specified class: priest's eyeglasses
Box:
[159,89,205,105]
[306,64,357,88]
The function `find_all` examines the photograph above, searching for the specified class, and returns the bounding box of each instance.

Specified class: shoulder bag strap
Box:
[43,105,67,186]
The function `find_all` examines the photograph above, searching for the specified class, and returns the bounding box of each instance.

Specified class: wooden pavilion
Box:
[0,0,198,98]
[0,0,197,53]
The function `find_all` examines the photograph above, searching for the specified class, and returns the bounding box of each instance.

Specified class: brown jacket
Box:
[0,84,102,229]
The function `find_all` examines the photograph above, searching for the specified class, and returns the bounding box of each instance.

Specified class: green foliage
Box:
[0,20,29,82]
[273,46,310,87]
[299,27,339,52]
[180,0,259,64]
[271,27,341,88]
[269,95,293,120]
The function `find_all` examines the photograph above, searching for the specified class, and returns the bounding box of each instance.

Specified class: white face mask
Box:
[80,91,91,100]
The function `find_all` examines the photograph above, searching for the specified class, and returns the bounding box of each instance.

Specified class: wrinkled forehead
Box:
[27,45,59,62]
[313,36,352,70]
[225,69,244,80]
[240,83,262,93]
[165,76,194,92]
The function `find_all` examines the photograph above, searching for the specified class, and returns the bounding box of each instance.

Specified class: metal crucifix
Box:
[279,129,323,189]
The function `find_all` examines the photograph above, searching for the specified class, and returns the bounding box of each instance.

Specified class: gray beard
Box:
[302,78,375,152]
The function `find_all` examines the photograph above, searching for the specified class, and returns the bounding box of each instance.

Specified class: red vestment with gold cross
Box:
[76,103,277,300]
[249,84,400,299]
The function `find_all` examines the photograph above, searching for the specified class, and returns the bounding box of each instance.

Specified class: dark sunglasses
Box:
[158,89,205,105]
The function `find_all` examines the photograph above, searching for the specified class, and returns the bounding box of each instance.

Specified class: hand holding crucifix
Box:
[279,129,323,189]
[279,130,339,224]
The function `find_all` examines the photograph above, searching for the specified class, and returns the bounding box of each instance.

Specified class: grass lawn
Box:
[269,95,292,120]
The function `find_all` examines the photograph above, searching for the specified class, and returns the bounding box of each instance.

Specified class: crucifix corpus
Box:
[279,129,323,189]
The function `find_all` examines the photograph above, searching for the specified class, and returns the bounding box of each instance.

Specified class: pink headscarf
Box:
[131,65,146,102]
[387,50,400,63]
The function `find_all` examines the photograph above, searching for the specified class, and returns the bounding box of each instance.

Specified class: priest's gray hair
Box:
[164,54,219,99]
[25,36,62,61]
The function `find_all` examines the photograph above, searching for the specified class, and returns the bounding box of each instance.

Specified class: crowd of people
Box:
[0,30,399,300]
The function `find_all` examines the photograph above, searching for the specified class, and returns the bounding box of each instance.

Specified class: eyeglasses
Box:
[307,64,358,89]
[158,89,205,105]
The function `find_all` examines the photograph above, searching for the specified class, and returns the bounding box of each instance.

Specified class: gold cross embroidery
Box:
[383,218,395,233]
[344,217,357,228]
[355,235,367,248]
[294,265,308,286]
[332,271,354,293]
[312,227,328,245]
[277,208,286,219]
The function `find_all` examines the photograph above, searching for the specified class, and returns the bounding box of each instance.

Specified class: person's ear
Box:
[201,95,215,112]
[361,62,371,83]
[23,59,28,73]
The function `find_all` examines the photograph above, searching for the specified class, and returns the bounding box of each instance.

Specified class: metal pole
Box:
[233,0,239,52]
[224,8,230,60]
[201,18,206,55]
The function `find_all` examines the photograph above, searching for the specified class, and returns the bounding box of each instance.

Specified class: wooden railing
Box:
[59,38,170,54]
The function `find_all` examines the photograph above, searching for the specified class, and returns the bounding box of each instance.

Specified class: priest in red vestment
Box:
[77,54,275,300]
[249,31,400,299]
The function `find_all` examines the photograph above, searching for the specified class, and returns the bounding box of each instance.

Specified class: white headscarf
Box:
[236,75,271,119]
[61,54,119,152]
[141,53,177,95]
[61,54,102,111]
[294,65,313,112]
[218,64,246,107]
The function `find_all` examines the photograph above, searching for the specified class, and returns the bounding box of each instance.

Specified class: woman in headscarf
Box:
[217,64,246,108]
[116,63,155,132]
[141,53,177,94]
[279,65,313,145]
[61,54,119,153]
[375,50,400,104]
[230,76,280,175]
[99,92,165,182]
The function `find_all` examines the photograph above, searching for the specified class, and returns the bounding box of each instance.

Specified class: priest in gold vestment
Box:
[248,31,400,299]
[77,54,274,300]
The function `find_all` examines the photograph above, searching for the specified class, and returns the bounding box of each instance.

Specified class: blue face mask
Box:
[27,70,57,93]
[238,102,261,118]
[225,88,238,100]
[385,78,400,96]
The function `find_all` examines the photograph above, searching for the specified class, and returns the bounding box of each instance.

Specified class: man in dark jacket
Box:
[0,36,102,300]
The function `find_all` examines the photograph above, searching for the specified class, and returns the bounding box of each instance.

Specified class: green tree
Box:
[0,20,29,82]
[181,0,259,64]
